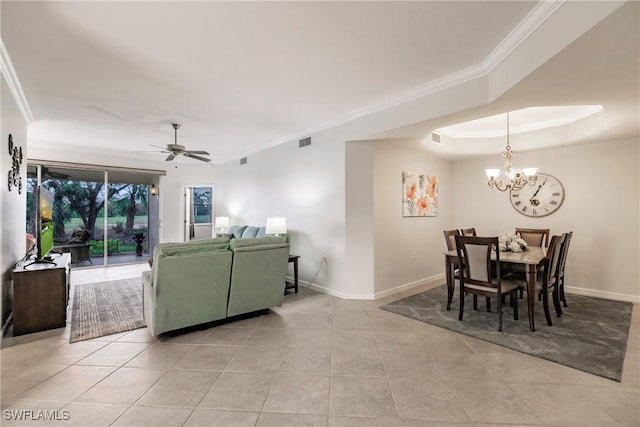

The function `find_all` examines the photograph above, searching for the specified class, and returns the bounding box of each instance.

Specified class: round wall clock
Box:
[510,173,564,217]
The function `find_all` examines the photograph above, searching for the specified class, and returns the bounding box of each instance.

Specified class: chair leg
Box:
[497,294,503,332]
[511,292,519,321]
[552,288,563,317]
[542,291,553,326]
[486,297,491,312]
[560,280,568,307]
[473,295,478,311]
[458,286,465,321]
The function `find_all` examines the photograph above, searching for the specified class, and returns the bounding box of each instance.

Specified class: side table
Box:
[286,255,300,294]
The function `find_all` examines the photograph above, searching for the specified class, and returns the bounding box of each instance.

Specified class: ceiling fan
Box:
[152,123,211,163]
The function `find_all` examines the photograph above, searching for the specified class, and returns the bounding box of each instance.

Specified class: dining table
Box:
[443,246,547,332]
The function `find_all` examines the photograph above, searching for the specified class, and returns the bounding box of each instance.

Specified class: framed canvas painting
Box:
[402,171,438,217]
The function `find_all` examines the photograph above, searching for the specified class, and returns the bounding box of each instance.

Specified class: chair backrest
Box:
[460,227,477,236]
[455,235,499,287]
[557,231,573,277]
[543,234,565,288]
[443,229,461,251]
[515,228,550,247]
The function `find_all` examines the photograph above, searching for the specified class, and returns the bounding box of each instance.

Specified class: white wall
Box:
[453,138,640,302]
[217,132,345,296]
[1,77,28,330]
[372,141,454,296]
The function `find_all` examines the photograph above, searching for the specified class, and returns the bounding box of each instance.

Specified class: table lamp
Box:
[265,216,287,237]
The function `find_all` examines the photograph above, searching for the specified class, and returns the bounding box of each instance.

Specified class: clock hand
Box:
[529,178,548,202]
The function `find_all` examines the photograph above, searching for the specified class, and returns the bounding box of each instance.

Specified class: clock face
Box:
[510,173,564,217]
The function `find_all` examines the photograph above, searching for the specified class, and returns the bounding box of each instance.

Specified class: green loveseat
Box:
[142,236,289,336]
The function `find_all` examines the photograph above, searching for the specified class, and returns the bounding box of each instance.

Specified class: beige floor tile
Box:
[136,369,219,407]
[263,373,330,414]
[329,376,397,418]
[287,328,333,348]
[431,352,501,381]
[328,415,401,427]
[198,371,273,411]
[513,383,631,426]
[112,405,193,426]
[258,412,328,426]
[333,312,373,331]
[185,408,260,426]
[175,345,239,370]
[59,402,129,426]
[380,351,442,379]
[447,380,542,424]
[331,346,385,377]
[219,314,264,329]
[125,343,195,369]
[388,378,469,422]
[331,330,377,350]
[159,329,211,344]
[34,341,109,365]
[16,365,116,402]
[1,363,69,399]
[202,327,253,345]
[280,346,331,375]
[115,327,157,343]
[0,399,66,426]
[75,367,165,405]
[225,346,284,372]
[75,342,151,367]
[243,327,291,347]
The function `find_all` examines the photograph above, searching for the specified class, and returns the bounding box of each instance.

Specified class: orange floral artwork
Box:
[402,171,438,217]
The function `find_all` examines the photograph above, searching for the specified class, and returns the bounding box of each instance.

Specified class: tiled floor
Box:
[1,264,639,426]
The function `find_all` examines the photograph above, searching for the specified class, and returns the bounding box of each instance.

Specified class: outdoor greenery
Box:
[26,174,151,258]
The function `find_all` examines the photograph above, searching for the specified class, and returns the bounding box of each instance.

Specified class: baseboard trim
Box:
[566,286,640,303]
[297,273,445,301]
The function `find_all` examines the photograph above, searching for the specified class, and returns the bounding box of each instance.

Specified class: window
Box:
[192,187,212,224]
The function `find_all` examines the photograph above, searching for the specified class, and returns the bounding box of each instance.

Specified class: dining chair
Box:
[443,229,461,251]
[557,231,573,308]
[515,228,550,247]
[507,234,566,326]
[460,227,477,236]
[443,229,461,309]
[455,235,520,331]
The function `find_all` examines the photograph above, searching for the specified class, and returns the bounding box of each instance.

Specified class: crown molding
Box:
[250,1,565,161]
[483,0,565,73]
[0,38,35,124]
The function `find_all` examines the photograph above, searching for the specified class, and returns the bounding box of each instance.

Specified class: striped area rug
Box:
[69,278,146,343]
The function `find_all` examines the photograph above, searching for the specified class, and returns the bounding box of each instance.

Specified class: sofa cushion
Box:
[229,225,248,239]
[241,226,260,238]
[256,227,267,237]
[156,237,230,256]
[230,236,287,251]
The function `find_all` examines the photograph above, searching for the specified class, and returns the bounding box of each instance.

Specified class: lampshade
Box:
[214,216,230,229]
[265,216,287,235]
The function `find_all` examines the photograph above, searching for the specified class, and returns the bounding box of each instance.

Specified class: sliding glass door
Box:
[26,163,160,267]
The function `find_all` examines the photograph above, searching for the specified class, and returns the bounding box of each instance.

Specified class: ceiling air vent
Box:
[431,132,441,145]
[299,137,311,148]
[240,157,247,165]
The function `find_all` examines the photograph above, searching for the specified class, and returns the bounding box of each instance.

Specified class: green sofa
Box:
[142,236,289,336]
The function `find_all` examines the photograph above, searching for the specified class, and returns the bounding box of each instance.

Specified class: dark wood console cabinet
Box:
[12,253,71,336]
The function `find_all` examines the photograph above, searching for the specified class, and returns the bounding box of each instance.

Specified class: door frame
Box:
[178,183,216,242]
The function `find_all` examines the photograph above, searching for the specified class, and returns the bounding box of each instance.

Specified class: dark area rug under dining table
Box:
[380,284,633,382]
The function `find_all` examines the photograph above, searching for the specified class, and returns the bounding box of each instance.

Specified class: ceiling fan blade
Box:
[183,152,211,162]
[150,144,167,150]
[165,154,176,161]
[185,150,210,155]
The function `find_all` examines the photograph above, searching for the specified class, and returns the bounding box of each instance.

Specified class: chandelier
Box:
[485,112,538,192]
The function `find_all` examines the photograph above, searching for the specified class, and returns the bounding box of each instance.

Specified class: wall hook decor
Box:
[7,134,23,194]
